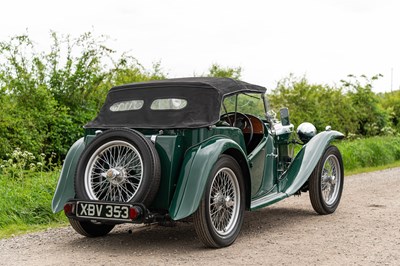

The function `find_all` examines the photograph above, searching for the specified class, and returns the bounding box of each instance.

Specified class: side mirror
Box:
[280,107,290,126]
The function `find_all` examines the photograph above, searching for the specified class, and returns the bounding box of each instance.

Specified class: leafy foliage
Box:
[0,32,165,160]
[206,63,242,79]
[379,89,400,132]
[0,148,57,178]
[1,31,399,163]
[269,75,357,134]
[269,74,397,137]
[341,74,388,136]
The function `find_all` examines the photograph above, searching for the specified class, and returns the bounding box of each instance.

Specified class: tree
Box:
[269,75,357,135]
[341,74,388,136]
[376,90,400,134]
[205,63,242,79]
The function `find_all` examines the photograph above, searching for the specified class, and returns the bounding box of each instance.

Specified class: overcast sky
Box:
[1,0,399,92]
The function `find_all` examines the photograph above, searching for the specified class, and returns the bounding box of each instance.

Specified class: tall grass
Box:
[0,171,66,237]
[337,136,400,171]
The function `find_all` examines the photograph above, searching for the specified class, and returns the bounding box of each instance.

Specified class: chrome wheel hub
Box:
[104,168,126,185]
[213,192,235,209]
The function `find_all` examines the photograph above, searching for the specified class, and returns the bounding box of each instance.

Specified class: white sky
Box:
[1,0,399,92]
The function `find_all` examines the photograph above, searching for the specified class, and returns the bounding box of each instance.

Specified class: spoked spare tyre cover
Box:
[75,128,161,206]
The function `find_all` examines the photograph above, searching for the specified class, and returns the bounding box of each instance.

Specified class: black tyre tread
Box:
[309,145,344,215]
[74,128,161,206]
[141,136,161,206]
[193,198,219,248]
[69,218,114,237]
[193,154,245,248]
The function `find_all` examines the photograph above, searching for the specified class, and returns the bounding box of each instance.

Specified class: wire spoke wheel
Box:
[209,167,240,236]
[85,140,143,202]
[309,145,344,215]
[321,155,341,205]
[194,155,244,248]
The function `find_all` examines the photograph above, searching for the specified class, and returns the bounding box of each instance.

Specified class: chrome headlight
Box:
[297,122,317,143]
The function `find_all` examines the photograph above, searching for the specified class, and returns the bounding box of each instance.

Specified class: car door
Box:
[248,128,277,198]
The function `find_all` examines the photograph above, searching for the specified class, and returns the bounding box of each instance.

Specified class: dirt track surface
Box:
[1,167,400,265]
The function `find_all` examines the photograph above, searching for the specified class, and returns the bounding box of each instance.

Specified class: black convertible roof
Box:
[85,77,266,129]
[110,77,266,96]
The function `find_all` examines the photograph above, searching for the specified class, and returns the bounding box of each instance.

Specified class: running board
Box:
[250,192,287,210]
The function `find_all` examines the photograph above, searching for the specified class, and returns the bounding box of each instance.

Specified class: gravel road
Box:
[1,167,399,265]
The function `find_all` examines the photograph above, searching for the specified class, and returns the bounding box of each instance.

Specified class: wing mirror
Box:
[280,108,290,126]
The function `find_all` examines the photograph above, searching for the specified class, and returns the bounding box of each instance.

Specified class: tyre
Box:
[68,218,114,237]
[309,145,344,215]
[193,155,245,248]
[71,128,161,237]
[75,128,161,205]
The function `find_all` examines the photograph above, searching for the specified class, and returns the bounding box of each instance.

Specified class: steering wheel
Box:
[220,112,254,146]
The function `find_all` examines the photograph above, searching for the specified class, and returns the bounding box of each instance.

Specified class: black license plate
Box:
[76,201,132,222]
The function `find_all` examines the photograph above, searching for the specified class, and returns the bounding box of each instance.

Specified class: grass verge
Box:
[0,171,67,239]
[336,136,400,172]
[344,160,400,176]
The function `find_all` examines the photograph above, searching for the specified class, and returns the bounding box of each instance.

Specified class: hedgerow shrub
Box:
[0,32,165,161]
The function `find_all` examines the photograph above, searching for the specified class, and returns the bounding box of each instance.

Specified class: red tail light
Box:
[129,206,141,220]
[64,203,73,215]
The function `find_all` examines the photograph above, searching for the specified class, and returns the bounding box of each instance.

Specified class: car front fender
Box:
[51,138,85,213]
[281,130,344,195]
[169,136,248,220]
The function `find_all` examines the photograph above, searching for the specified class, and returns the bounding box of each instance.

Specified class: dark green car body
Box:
[52,77,344,247]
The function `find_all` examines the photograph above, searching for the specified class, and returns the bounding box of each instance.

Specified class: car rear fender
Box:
[169,136,248,220]
[51,138,85,213]
[280,130,344,195]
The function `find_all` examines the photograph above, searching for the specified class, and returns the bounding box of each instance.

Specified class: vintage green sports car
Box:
[52,77,344,248]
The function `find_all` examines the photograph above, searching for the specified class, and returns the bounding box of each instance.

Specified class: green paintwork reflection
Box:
[280,130,344,195]
[51,138,85,213]
[148,135,185,209]
[251,133,277,198]
[250,130,344,210]
[248,137,267,196]
[169,136,247,220]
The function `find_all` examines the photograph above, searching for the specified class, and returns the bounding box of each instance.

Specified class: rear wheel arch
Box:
[169,138,250,220]
[223,148,251,210]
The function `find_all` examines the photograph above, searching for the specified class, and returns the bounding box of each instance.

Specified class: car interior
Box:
[219,112,265,154]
